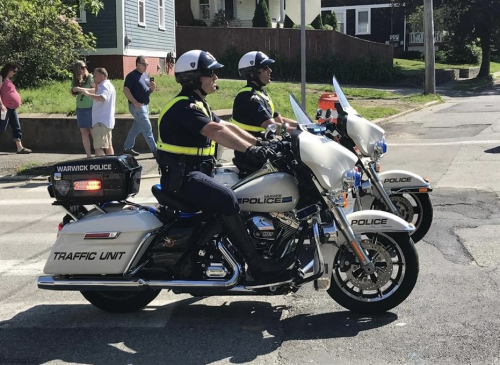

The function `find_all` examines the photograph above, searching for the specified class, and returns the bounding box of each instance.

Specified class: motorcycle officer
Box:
[231,51,298,172]
[157,50,296,284]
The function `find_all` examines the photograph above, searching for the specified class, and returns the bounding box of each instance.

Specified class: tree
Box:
[0,0,101,88]
[406,0,500,77]
[323,12,337,31]
[252,0,272,28]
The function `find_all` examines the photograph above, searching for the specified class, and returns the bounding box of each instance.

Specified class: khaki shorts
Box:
[93,123,113,149]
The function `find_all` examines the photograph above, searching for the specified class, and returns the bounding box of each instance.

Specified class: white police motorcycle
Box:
[37,94,419,315]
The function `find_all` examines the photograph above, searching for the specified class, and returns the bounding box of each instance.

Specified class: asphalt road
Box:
[1,85,500,365]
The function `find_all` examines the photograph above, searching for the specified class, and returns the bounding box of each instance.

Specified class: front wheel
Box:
[373,193,433,244]
[327,232,419,314]
[81,289,161,313]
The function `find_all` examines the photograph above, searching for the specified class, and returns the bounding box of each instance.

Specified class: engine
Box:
[245,213,300,258]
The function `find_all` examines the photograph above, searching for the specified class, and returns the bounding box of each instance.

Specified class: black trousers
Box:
[161,170,239,216]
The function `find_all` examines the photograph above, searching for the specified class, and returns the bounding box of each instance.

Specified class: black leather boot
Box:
[222,214,296,282]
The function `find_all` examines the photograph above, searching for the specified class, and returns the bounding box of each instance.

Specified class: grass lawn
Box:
[17,75,441,121]
[395,58,500,74]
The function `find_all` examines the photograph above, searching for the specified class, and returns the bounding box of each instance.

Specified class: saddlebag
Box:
[49,155,142,203]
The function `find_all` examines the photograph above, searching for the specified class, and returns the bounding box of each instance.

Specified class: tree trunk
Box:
[478,37,491,78]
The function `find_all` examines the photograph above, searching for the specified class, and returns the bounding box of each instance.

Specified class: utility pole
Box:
[423,0,436,94]
[300,0,306,108]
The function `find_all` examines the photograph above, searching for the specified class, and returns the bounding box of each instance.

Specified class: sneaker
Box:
[124,149,140,156]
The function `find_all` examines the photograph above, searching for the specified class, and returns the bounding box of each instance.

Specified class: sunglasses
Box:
[201,70,217,78]
[81,66,87,69]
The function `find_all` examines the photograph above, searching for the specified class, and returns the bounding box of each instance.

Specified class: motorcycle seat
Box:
[151,184,200,213]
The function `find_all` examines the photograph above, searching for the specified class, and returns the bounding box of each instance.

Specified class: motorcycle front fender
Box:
[344,210,415,236]
[377,170,433,193]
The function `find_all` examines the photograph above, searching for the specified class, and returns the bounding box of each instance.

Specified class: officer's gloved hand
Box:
[245,146,277,163]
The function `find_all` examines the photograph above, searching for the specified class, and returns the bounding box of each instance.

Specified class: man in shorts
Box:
[78,67,116,156]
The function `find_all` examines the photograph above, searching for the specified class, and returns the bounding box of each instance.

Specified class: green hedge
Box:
[216,47,398,83]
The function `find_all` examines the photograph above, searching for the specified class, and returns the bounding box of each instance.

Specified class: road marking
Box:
[389,140,500,147]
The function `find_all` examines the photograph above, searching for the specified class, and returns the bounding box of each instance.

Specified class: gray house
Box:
[76,0,176,78]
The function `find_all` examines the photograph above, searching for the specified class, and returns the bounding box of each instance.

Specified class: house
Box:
[321,0,406,54]
[76,0,176,78]
[186,0,286,27]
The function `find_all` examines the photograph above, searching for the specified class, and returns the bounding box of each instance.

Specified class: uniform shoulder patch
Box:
[250,94,260,102]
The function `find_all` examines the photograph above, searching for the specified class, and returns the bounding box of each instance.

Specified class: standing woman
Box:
[70,60,94,157]
[0,62,31,154]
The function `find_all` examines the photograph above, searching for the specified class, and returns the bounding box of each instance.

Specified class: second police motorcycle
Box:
[214,76,433,243]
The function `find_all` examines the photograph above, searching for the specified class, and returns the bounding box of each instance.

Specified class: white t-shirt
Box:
[92,79,116,128]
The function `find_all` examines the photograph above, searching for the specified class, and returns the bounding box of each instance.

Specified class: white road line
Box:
[388,140,500,147]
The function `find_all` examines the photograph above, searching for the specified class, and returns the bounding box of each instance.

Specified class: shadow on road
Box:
[0,297,397,364]
[484,146,500,154]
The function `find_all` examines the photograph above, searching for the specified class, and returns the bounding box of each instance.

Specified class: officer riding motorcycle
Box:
[231,51,297,173]
[156,50,297,284]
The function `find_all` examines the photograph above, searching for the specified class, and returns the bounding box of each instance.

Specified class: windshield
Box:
[332,76,359,115]
[289,93,315,125]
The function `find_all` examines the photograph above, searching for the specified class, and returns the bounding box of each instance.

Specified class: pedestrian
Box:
[122,55,157,158]
[231,51,297,173]
[75,68,116,156]
[70,60,94,158]
[157,50,296,285]
[0,62,32,154]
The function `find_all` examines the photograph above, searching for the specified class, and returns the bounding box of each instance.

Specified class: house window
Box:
[63,0,86,23]
[158,0,165,30]
[199,0,210,20]
[355,9,370,35]
[138,0,146,26]
[334,11,345,34]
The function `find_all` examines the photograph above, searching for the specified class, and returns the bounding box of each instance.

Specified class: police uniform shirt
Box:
[158,88,220,164]
[124,69,151,105]
[231,84,279,137]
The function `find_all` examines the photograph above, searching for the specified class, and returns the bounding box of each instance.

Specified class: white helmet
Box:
[174,50,224,87]
[238,51,275,79]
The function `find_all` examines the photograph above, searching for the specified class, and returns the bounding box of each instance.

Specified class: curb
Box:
[372,100,442,125]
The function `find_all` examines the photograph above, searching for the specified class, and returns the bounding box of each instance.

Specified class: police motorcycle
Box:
[38,117,419,314]
[214,77,433,244]
[311,77,433,243]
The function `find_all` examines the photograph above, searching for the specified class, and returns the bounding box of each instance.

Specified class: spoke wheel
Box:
[327,232,419,314]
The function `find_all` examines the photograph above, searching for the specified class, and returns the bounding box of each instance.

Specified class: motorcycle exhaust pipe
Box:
[38,242,241,291]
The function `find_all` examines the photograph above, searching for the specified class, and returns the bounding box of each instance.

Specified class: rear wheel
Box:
[81,289,161,313]
[327,232,419,314]
[373,193,433,243]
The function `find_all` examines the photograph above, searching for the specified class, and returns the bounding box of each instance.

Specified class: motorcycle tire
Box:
[81,289,161,313]
[327,232,419,314]
[373,193,433,244]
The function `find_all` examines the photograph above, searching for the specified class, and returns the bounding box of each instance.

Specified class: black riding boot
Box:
[222,213,296,282]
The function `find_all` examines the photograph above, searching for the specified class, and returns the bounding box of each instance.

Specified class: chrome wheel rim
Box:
[333,234,406,302]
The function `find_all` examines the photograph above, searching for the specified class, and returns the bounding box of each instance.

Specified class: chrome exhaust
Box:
[38,241,241,291]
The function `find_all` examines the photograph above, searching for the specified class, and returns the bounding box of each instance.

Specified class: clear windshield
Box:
[289,93,315,125]
[332,76,359,115]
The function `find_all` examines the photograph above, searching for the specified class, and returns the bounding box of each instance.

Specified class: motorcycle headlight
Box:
[374,137,387,156]
[343,168,361,190]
